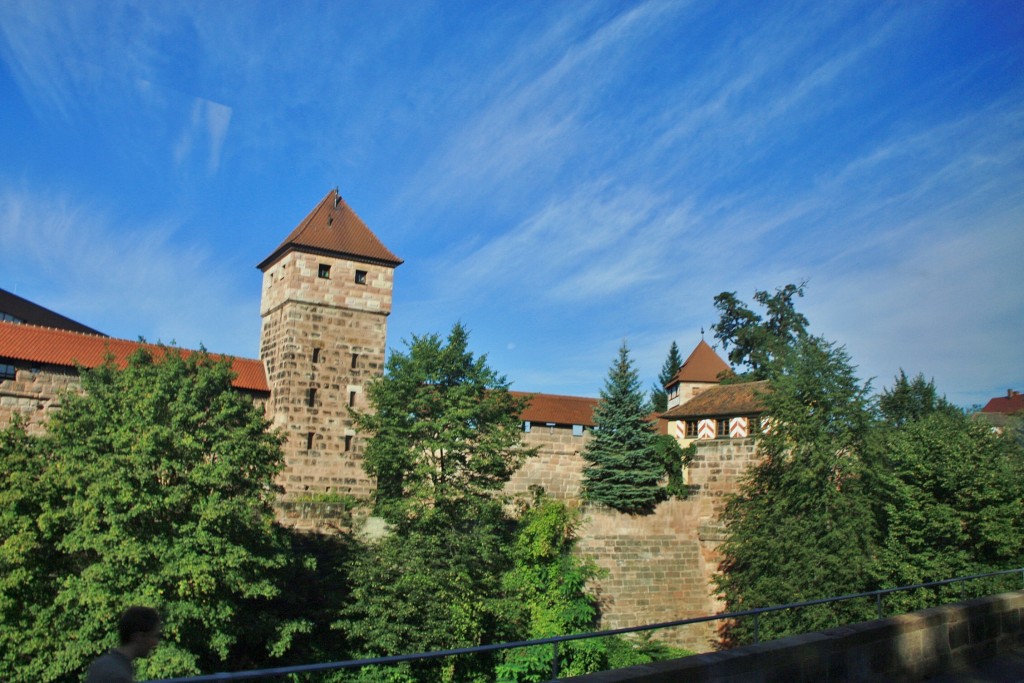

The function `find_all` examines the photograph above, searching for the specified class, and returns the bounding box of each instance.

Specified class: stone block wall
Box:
[0,362,82,433]
[259,249,395,524]
[506,425,590,500]
[499,428,766,651]
[560,590,1024,683]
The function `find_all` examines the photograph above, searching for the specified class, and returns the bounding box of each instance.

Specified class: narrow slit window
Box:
[350,352,358,369]
[306,432,314,449]
[307,388,317,407]
[312,347,321,363]
[349,391,356,407]
[345,435,353,451]
[355,269,367,284]
[318,264,331,279]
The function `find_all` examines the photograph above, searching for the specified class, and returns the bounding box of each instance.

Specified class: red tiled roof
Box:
[0,321,268,392]
[981,391,1024,415]
[661,380,768,419]
[257,189,403,271]
[512,391,598,426]
[668,339,731,386]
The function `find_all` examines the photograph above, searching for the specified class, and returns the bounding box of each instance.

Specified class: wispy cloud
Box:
[0,186,259,357]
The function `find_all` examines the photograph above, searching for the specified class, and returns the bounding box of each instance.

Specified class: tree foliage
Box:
[871,373,1024,611]
[352,323,533,524]
[650,341,682,412]
[581,343,665,513]
[0,349,307,682]
[713,286,1024,645]
[711,283,809,378]
[714,335,878,643]
[341,324,533,683]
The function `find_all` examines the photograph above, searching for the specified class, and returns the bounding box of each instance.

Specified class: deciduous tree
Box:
[352,323,532,523]
[711,283,809,378]
[0,349,307,682]
[341,324,534,682]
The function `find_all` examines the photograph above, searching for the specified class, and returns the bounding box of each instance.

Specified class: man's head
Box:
[117,606,161,659]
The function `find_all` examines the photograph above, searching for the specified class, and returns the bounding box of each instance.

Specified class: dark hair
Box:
[118,606,161,645]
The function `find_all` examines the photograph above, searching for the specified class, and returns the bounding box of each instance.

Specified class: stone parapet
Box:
[560,590,1024,683]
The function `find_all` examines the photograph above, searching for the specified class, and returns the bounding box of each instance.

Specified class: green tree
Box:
[871,373,1024,611]
[650,341,682,412]
[497,496,691,683]
[352,323,533,523]
[877,370,959,428]
[0,349,308,682]
[711,283,809,378]
[341,324,533,683]
[581,342,665,513]
[713,332,879,644]
[340,505,521,683]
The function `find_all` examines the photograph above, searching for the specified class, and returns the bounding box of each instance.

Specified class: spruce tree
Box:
[581,342,665,513]
[650,341,682,412]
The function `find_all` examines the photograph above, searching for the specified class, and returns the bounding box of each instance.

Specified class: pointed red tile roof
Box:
[257,189,403,271]
[668,339,731,386]
[0,321,268,392]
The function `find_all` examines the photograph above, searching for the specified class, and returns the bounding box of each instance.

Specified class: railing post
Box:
[551,640,560,681]
[753,613,760,644]
[876,593,883,620]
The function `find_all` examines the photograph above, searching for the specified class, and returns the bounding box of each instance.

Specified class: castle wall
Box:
[500,426,763,652]
[506,425,589,500]
[0,362,81,433]
[573,438,762,652]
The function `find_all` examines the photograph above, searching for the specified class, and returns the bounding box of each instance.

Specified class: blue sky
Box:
[1,0,1021,408]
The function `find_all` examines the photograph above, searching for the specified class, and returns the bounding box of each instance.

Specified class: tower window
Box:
[312,347,321,363]
[318,264,331,279]
[351,352,359,369]
[355,269,367,284]
[306,432,314,449]
[307,388,317,407]
[349,391,356,407]
[345,435,353,451]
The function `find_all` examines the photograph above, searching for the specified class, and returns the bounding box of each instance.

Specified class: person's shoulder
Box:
[84,649,133,683]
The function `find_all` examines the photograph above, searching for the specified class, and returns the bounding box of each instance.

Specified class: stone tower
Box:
[257,189,402,521]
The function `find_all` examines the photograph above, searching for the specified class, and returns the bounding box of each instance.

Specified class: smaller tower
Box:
[257,189,402,521]
[664,340,731,409]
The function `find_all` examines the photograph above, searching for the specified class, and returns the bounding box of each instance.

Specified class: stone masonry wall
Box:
[0,362,82,434]
[506,425,590,500]
[503,435,763,653]
[260,249,395,531]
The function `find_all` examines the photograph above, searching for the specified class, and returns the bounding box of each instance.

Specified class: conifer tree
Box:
[650,341,682,412]
[581,342,664,513]
[714,335,878,643]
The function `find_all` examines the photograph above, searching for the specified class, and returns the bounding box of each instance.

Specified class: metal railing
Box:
[145,567,1024,682]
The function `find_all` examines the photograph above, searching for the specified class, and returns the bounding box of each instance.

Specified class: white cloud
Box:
[0,186,259,357]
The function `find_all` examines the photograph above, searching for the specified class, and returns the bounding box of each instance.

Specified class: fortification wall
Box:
[0,363,81,434]
[506,426,590,500]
